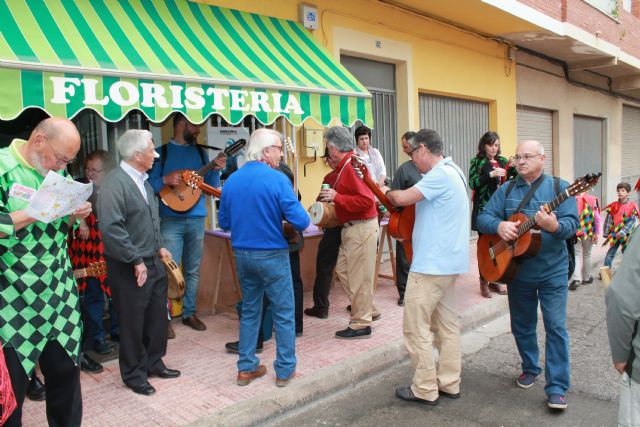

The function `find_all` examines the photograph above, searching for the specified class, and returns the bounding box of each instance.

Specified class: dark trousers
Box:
[311,226,342,312]
[84,277,119,343]
[4,341,82,427]
[106,255,168,387]
[395,240,411,299]
[290,251,304,333]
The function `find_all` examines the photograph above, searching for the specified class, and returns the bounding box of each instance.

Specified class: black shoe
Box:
[127,382,156,396]
[149,368,181,379]
[335,326,371,339]
[26,375,46,401]
[568,280,580,291]
[396,386,438,405]
[110,333,120,343]
[304,307,328,319]
[582,276,594,284]
[93,339,114,355]
[81,353,104,374]
[225,340,263,354]
[397,297,404,306]
[439,389,460,399]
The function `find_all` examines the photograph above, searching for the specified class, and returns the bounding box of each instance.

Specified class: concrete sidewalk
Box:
[21,241,609,427]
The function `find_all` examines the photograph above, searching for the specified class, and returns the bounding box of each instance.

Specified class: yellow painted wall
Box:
[192,0,519,209]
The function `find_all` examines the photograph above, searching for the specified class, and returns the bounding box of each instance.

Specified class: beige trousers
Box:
[335,219,379,329]
[403,272,460,401]
[570,237,594,282]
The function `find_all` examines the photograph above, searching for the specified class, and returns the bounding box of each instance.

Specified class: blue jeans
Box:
[604,241,622,268]
[235,249,296,379]
[508,279,570,396]
[161,216,205,318]
[84,277,119,343]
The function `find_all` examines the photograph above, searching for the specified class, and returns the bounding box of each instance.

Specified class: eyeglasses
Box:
[269,144,283,152]
[513,154,542,162]
[407,146,419,159]
[44,136,75,165]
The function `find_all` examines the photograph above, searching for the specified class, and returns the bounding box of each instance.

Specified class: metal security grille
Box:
[574,115,604,203]
[418,94,489,185]
[517,107,554,176]
[341,55,398,180]
[622,105,640,191]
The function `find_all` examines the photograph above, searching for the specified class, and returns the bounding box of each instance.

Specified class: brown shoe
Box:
[488,282,507,295]
[167,322,176,340]
[182,315,206,331]
[480,279,491,298]
[237,365,267,386]
[276,371,296,388]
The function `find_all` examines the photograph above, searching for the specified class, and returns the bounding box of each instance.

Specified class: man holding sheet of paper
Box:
[0,117,91,426]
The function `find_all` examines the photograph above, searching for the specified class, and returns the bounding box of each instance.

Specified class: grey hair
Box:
[517,140,544,155]
[245,128,282,162]
[323,126,353,152]
[409,129,443,156]
[117,129,154,160]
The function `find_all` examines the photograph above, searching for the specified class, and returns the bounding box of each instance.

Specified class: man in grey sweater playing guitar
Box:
[477,140,578,411]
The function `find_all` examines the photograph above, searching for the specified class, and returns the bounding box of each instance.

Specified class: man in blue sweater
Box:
[218,128,309,388]
[148,114,225,332]
[477,140,578,410]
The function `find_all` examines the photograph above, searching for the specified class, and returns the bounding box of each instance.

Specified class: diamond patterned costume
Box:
[0,140,81,376]
[603,201,639,251]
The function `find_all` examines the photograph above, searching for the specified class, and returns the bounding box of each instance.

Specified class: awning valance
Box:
[0,0,373,127]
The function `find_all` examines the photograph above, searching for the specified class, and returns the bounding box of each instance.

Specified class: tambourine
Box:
[161,256,185,299]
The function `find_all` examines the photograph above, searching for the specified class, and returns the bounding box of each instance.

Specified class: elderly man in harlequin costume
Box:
[0,117,92,427]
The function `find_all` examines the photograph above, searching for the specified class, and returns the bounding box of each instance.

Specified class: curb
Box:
[188,295,509,427]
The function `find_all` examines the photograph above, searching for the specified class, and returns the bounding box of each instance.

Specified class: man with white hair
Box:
[97,129,178,396]
[218,128,309,388]
[477,140,578,410]
[319,126,379,339]
[0,117,91,426]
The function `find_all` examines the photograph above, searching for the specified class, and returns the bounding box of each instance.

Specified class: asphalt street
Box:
[272,277,621,426]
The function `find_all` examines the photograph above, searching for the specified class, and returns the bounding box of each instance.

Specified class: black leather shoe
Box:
[149,368,181,379]
[582,275,594,284]
[225,340,263,354]
[26,375,46,401]
[568,280,580,291]
[304,307,328,319]
[396,386,438,405]
[81,353,103,374]
[439,389,460,399]
[335,326,371,339]
[397,297,404,306]
[93,339,114,355]
[127,382,156,396]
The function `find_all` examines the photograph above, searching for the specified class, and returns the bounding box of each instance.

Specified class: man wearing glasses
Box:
[0,117,91,426]
[477,140,578,411]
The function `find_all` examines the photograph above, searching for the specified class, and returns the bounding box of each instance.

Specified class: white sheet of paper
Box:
[25,171,93,223]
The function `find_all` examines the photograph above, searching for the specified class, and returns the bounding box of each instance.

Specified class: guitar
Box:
[73,260,107,279]
[159,139,246,212]
[477,173,601,282]
[350,155,416,262]
[182,171,298,242]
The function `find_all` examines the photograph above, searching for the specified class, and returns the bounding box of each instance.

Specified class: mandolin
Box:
[159,139,246,212]
[350,155,415,262]
[477,173,601,282]
[73,260,107,279]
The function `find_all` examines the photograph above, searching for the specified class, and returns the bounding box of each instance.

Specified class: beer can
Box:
[379,204,387,213]
[321,184,331,190]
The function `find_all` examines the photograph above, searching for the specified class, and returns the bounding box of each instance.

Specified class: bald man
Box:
[477,140,578,411]
[0,117,91,426]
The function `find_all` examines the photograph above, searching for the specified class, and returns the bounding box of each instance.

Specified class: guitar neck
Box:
[516,189,569,237]
[358,167,396,213]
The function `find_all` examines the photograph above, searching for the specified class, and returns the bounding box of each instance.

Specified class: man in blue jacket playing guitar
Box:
[477,140,578,411]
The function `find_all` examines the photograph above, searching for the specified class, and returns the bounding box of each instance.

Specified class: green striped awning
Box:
[0,0,373,127]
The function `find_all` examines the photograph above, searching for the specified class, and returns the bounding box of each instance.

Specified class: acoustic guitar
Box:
[182,170,298,242]
[350,155,416,262]
[159,139,246,212]
[73,260,107,279]
[477,172,601,282]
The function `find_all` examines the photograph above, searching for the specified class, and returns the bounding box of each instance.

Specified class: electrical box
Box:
[303,128,323,158]
[299,3,318,31]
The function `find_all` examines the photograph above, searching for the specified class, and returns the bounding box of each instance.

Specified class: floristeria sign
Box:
[50,77,304,114]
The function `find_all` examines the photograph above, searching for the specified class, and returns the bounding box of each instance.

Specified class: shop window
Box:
[584,0,620,17]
